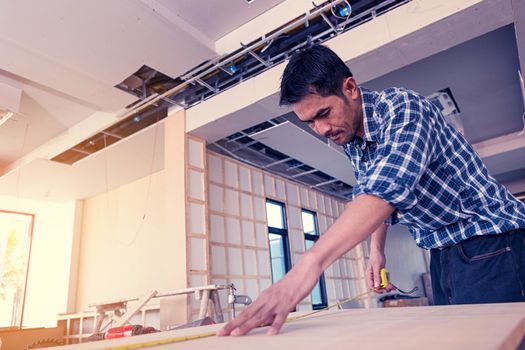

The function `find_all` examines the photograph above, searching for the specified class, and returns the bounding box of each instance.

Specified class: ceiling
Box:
[0,0,287,169]
[149,0,286,40]
[365,24,523,145]
[0,0,524,202]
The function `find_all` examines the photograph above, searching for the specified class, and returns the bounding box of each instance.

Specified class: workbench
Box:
[49,303,525,350]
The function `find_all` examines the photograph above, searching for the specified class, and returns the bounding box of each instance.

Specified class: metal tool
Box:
[227,283,253,318]
[379,268,418,294]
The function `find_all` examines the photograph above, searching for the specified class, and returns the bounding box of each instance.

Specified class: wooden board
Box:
[47,303,525,350]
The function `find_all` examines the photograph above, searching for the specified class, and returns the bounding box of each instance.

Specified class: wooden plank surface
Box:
[49,303,525,350]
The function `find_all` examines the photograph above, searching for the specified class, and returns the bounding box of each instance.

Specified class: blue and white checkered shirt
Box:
[343,87,525,249]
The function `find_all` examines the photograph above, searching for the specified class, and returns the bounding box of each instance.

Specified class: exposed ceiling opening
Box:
[51,105,167,165]
[208,117,354,200]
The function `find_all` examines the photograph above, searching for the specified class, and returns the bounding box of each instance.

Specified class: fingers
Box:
[373,267,382,289]
[385,283,396,292]
[267,312,288,335]
[217,303,263,336]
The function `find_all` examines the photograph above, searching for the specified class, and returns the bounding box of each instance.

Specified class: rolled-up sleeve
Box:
[352,93,437,211]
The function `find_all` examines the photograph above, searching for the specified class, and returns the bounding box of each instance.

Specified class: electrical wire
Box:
[116,121,160,247]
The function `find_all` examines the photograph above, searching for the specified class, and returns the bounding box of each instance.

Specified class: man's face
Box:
[293,77,363,145]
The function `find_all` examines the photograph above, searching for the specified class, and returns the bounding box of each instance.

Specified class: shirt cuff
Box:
[352,179,418,211]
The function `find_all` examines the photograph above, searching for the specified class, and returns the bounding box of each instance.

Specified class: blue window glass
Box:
[266,200,291,284]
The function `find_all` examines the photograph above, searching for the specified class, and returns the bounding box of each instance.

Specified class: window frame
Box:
[0,210,35,328]
[265,199,292,284]
[301,209,328,310]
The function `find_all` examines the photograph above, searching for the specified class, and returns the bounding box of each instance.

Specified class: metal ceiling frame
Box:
[116,0,411,111]
[53,0,412,175]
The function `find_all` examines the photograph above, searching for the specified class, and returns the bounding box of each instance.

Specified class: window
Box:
[302,210,327,310]
[266,200,291,284]
[0,211,34,328]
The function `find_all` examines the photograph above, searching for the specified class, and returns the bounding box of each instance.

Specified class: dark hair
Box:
[279,44,353,105]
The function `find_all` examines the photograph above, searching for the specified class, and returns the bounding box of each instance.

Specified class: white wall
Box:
[384,225,429,299]
[76,170,176,311]
[0,195,79,327]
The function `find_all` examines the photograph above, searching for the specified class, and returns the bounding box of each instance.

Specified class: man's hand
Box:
[217,254,321,336]
[217,282,294,336]
[366,251,394,293]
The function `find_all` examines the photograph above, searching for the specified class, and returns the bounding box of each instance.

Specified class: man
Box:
[218,44,525,337]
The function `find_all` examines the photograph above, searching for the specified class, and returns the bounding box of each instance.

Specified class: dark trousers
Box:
[430,229,525,305]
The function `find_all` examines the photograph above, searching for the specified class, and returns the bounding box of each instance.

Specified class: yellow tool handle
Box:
[379,268,389,289]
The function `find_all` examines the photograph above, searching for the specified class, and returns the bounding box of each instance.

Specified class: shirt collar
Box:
[346,87,381,148]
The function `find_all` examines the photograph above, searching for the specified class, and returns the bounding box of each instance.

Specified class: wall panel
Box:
[204,151,369,317]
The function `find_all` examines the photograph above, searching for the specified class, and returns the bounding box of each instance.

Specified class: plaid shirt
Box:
[343,87,525,249]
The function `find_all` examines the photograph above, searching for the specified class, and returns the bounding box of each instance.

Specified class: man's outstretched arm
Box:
[217,193,394,336]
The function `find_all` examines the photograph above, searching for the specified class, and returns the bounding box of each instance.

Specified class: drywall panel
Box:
[243,249,257,276]
[288,206,302,230]
[228,248,243,276]
[206,151,367,312]
[259,278,271,291]
[189,237,206,270]
[224,189,239,216]
[208,185,223,212]
[224,160,239,189]
[188,202,205,234]
[275,179,286,200]
[245,278,259,300]
[299,188,308,207]
[290,230,305,253]
[317,194,326,214]
[188,138,204,169]
[251,172,264,196]
[188,170,205,201]
[257,251,271,276]
[240,193,253,219]
[255,223,267,248]
[189,274,206,291]
[286,183,299,206]
[253,197,266,222]
[264,174,275,197]
[226,217,241,245]
[325,197,333,216]
[207,154,223,184]
[77,170,173,310]
[241,220,255,246]
[210,214,225,243]
[318,215,328,234]
[292,252,302,266]
[211,246,226,275]
[239,166,251,192]
[308,190,317,209]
